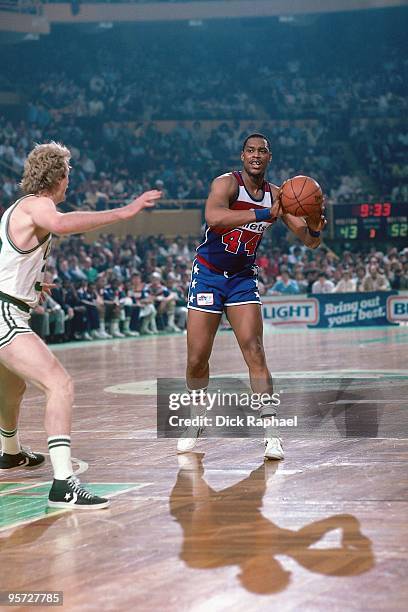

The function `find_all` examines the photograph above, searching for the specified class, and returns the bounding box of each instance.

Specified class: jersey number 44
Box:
[222,229,261,256]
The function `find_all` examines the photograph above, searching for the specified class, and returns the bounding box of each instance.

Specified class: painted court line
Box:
[0,482,153,533]
[0,456,88,497]
[105,369,408,396]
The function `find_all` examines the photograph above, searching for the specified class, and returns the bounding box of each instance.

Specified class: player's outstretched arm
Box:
[205,176,261,228]
[29,190,161,236]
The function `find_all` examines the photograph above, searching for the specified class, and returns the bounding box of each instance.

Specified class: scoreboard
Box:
[330,202,408,241]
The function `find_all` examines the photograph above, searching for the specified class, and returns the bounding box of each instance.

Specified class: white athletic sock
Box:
[0,427,21,454]
[187,387,208,417]
[47,435,73,480]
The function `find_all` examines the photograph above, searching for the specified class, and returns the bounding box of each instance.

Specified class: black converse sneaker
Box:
[48,475,110,509]
[0,448,45,471]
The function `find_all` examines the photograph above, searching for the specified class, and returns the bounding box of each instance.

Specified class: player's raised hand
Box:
[124,190,162,218]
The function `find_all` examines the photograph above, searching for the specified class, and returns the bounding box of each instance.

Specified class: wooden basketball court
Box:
[1,325,407,611]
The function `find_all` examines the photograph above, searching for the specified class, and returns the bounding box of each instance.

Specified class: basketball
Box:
[279,175,324,217]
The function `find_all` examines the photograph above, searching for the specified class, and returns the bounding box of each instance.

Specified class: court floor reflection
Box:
[170,454,375,594]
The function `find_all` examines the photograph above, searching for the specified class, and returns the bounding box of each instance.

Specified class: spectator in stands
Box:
[143,271,180,332]
[77,280,103,340]
[101,277,125,338]
[65,281,92,340]
[83,256,99,283]
[138,287,158,335]
[355,266,367,292]
[120,275,142,334]
[312,272,335,294]
[165,272,187,331]
[399,262,408,290]
[362,264,391,292]
[333,268,357,293]
[268,269,300,295]
[294,270,308,294]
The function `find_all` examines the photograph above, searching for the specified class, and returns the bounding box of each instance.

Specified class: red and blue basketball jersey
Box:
[196,171,276,275]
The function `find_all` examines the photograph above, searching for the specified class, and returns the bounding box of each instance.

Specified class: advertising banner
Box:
[262,292,400,328]
[308,291,398,328]
[387,292,408,322]
[262,297,318,325]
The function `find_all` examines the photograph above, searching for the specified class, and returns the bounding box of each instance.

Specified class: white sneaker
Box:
[165,325,181,332]
[82,332,93,341]
[98,330,112,339]
[111,329,125,338]
[91,330,103,340]
[124,330,139,337]
[264,437,284,460]
[177,426,203,453]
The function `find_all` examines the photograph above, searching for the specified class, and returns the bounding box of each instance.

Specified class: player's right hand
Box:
[125,190,162,216]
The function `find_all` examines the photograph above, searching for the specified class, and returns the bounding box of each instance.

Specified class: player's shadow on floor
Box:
[330,378,381,438]
[170,453,375,595]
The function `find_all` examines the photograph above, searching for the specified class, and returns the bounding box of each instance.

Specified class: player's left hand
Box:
[307,202,327,233]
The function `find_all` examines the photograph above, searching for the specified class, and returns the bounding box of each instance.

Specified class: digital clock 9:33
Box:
[332,202,408,240]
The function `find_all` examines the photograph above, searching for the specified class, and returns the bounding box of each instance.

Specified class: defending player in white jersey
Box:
[0,142,161,509]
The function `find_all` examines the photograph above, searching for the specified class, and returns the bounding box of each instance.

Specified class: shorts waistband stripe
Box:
[0,291,30,313]
[196,255,224,274]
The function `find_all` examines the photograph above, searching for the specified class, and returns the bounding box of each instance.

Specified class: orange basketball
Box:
[279,175,323,217]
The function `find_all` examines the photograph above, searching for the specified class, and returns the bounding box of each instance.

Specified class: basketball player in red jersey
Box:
[178,134,325,458]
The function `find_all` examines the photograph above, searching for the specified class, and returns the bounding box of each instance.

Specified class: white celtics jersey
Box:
[0,195,52,308]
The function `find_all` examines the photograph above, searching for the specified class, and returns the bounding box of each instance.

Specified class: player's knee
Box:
[187,353,209,376]
[241,338,266,366]
[60,374,74,403]
[46,367,74,402]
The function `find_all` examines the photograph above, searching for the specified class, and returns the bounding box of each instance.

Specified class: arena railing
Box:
[107,197,204,210]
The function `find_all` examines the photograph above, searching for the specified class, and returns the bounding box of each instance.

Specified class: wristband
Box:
[307,227,321,237]
[254,208,271,222]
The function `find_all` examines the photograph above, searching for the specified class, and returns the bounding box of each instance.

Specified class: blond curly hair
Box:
[20,142,71,195]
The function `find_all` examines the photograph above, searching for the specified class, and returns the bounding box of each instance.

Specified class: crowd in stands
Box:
[0,14,407,210]
[0,115,349,212]
[1,10,406,344]
[1,110,406,214]
[350,119,408,202]
[26,231,408,345]
[258,238,408,296]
